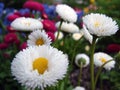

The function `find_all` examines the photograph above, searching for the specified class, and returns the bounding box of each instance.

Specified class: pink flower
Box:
[19,42,27,50]
[42,20,57,33]
[23,1,44,12]
[106,44,120,53]
[6,26,16,32]
[4,33,18,44]
[7,14,20,22]
[46,32,55,42]
[0,43,8,50]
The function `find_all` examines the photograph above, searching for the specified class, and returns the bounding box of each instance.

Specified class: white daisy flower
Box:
[75,53,90,67]
[56,4,77,23]
[73,86,85,90]
[94,52,115,70]
[56,21,79,33]
[81,25,93,44]
[55,31,64,40]
[27,30,51,46]
[11,45,69,90]
[82,13,119,36]
[72,32,83,41]
[11,17,43,31]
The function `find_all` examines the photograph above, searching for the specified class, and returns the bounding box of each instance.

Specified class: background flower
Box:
[56,4,77,23]
[82,13,119,36]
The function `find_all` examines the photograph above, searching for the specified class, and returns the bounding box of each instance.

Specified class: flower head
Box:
[11,17,43,31]
[11,45,68,89]
[19,42,27,50]
[7,14,20,22]
[94,52,115,70]
[82,25,93,44]
[23,1,44,12]
[73,86,85,90]
[27,30,51,46]
[56,4,77,23]
[72,32,83,41]
[106,44,120,53]
[55,31,64,40]
[4,33,18,44]
[82,13,119,36]
[56,21,79,33]
[42,19,56,33]
[75,53,90,67]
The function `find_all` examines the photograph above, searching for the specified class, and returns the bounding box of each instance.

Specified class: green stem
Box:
[94,60,114,87]
[90,36,97,90]
[78,62,83,86]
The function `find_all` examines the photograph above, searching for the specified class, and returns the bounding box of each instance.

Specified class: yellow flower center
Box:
[94,21,100,27]
[33,57,48,74]
[100,57,107,63]
[35,38,44,46]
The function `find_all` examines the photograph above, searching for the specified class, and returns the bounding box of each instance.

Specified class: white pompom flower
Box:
[11,45,69,90]
[11,17,43,31]
[81,25,93,44]
[75,53,90,67]
[73,86,85,90]
[82,13,119,36]
[27,30,51,46]
[94,52,115,70]
[72,32,83,41]
[56,21,79,33]
[55,31,64,40]
[56,4,77,23]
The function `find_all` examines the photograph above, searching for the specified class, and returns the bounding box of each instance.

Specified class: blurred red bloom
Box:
[6,26,16,32]
[0,43,8,50]
[14,39,21,46]
[7,14,20,22]
[19,42,27,50]
[106,44,120,53]
[42,20,57,33]
[4,33,18,44]
[46,32,55,42]
[23,1,44,12]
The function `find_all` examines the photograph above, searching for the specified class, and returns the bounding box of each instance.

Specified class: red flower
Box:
[14,39,20,46]
[19,42,27,50]
[7,14,20,22]
[4,33,18,44]
[42,20,57,33]
[106,44,120,53]
[6,26,16,32]
[46,32,55,42]
[0,43,8,50]
[23,1,44,12]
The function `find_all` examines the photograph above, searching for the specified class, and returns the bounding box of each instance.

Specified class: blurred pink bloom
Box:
[107,44,120,53]
[0,43,8,50]
[19,42,27,50]
[46,32,55,42]
[4,33,18,44]
[23,1,44,12]
[42,20,57,33]
[7,14,20,22]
